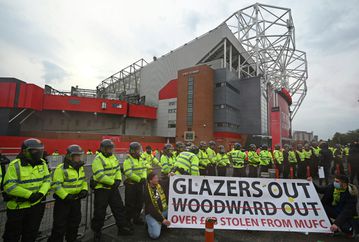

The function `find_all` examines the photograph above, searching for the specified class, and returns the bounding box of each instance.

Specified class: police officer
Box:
[215,145,230,176]
[160,144,175,197]
[296,144,306,179]
[173,141,185,158]
[206,141,217,176]
[333,144,344,175]
[259,144,273,173]
[198,141,210,176]
[141,145,161,173]
[228,143,247,177]
[170,145,200,176]
[247,144,260,177]
[91,139,132,241]
[49,145,88,242]
[282,144,290,178]
[160,144,175,175]
[273,144,284,177]
[311,142,321,178]
[123,142,147,227]
[3,138,50,242]
[303,144,314,177]
[52,150,60,156]
[288,145,298,178]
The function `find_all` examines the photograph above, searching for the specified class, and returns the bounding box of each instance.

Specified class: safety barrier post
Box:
[306,165,311,178]
[335,163,340,175]
[205,217,217,242]
[290,166,294,179]
[275,168,279,179]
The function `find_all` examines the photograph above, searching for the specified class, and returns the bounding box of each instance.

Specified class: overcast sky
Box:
[0,0,358,140]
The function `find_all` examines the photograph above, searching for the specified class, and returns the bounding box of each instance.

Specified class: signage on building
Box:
[182,70,199,76]
[184,131,195,141]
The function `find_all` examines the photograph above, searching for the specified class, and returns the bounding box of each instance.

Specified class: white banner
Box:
[168,175,331,233]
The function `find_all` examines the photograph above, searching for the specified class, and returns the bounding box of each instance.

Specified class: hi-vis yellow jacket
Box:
[3,158,50,209]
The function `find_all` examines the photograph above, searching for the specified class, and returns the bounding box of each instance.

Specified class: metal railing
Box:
[46,154,128,170]
[0,193,91,241]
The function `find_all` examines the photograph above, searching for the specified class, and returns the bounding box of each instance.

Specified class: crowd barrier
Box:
[0,192,91,241]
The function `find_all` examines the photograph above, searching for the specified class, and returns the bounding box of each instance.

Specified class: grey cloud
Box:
[0,2,61,58]
[42,61,68,83]
[183,10,201,33]
[300,1,359,54]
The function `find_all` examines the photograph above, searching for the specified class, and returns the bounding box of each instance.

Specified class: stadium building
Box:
[0,3,307,153]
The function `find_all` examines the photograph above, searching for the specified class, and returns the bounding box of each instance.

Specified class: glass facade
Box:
[187,76,194,126]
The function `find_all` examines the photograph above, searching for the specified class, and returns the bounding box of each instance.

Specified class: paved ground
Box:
[81,221,356,242]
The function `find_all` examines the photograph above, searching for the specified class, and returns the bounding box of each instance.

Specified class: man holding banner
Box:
[144,172,171,239]
[309,175,358,236]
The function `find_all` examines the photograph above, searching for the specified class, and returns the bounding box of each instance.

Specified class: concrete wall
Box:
[20,110,154,136]
[124,118,154,136]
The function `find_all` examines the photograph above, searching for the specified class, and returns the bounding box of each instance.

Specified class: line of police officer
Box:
[0,137,353,242]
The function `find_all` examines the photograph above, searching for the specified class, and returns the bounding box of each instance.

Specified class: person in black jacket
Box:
[349,141,359,184]
[0,152,10,190]
[282,144,290,179]
[319,142,333,185]
[144,172,171,239]
[308,174,358,235]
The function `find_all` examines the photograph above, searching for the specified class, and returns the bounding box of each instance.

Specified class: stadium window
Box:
[168,120,176,128]
[215,82,226,88]
[187,76,194,126]
[227,83,240,94]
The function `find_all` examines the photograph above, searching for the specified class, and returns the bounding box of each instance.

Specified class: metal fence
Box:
[0,193,91,241]
[46,154,128,170]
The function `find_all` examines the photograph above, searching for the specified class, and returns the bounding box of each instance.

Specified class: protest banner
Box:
[168,175,331,233]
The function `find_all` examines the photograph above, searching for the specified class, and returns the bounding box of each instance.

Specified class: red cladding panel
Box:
[214,132,241,139]
[128,104,157,119]
[18,84,44,110]
[270,94,290,149]
[0,136,165,155]
[159,79,178,100]
[278,95,290,138]
[280,88,292,105]
[43,95,128,115]
[0,83,16,107]
[270,111,281,147]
